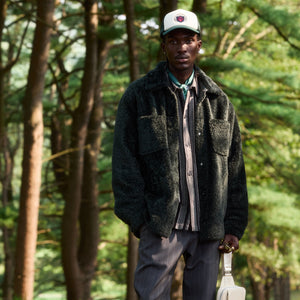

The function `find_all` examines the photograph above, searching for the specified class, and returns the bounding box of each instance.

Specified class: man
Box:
[112,9,248,300]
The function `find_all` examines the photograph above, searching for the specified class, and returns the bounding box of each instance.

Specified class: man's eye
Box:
[169,40,177,45]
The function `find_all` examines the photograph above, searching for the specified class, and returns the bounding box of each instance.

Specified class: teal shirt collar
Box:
[167,69,195,99]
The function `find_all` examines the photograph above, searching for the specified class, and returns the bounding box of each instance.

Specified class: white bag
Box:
[216,252,246,300]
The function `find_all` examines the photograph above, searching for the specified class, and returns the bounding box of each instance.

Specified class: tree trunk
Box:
[248,256,272,300]
[124,0,139,82]
[0,2,14,299]
[273,273,290,300]
[0,2,23,298]
[123,0,140,298]
[158,0,178,60]
[0,125,15,300]
[53,3,113,299]
[13,1,55,299]
[0,79,15,300]
[2,226,14,300]
[78,33,112,300]
[250,278,270,300]
[126,232,139,300]
[171,256,184,300]
[159,0,177,24]
[49,55,70,199]
[192,0,207,14]
[61,1,98,299]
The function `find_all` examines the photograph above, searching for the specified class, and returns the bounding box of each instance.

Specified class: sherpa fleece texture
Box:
[112,61,248,240]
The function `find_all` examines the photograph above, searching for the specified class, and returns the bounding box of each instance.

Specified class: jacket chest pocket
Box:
[138,115,168,155]
[209,119,230,156]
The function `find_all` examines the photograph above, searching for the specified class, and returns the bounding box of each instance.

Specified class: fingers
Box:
[219,241,235,253]
[218,234,239,253]
[225,243,235,253]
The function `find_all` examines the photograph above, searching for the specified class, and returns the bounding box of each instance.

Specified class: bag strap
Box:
[219,252,235,288]
[223,252,233,276]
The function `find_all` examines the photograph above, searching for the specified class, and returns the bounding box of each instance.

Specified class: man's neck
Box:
[167,66,194,84]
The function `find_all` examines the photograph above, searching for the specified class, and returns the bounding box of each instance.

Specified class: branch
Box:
[37,240,60,245]
[233,27,273,59]
[48,62,74,116]
[50,34,85,64]
[42,144,91,163]
[99,189,113,195]
[2,20,30,73]
[214,23,234,56]
[99,239,127,247]
[250,8,300,52]
[5,7,33,28]
[223,16,258,59]
[217,81,284,105]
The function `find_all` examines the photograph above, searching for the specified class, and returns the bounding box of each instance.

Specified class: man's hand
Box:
[218,234,239,253]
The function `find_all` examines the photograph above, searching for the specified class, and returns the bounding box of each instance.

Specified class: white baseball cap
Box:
[160,9,201,37]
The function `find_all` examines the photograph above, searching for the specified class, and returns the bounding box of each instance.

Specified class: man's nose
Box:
[177,42,188,52]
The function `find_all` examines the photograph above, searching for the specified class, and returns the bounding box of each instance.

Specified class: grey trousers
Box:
[134,227,220,300]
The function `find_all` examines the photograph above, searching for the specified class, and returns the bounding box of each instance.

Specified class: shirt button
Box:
[200,162,204,166]
[188,171,193,176]
[198,132,201,136]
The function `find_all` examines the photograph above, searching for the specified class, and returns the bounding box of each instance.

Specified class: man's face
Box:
[162,28,202,77]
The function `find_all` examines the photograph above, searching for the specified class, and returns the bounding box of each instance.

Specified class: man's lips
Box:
[175,56,189,62]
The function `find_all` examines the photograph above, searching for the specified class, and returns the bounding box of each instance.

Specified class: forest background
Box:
[0,0,299,299]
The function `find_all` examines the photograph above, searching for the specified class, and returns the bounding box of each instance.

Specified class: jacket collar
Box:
[144,61,223,98]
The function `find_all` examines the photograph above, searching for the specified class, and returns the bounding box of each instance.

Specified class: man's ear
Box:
[197,40,202,51]
[161,41,166,54]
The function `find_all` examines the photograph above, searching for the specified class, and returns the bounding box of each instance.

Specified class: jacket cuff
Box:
[131,217,145,239]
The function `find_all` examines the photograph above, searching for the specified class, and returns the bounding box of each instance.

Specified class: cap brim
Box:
[162,25,200,36]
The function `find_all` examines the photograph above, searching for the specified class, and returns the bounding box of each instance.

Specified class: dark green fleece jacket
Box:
[112,62,248,240]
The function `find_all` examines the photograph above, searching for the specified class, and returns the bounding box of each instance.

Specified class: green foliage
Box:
[248,186,300,232]
[34,247,65,297]
[94,212,127,297]
[243,0,300,42]
[0,203,19,228]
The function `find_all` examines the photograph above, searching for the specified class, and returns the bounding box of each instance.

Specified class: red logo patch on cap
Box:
[176,16,185,23]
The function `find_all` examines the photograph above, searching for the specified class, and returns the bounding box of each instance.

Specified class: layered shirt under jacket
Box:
[168,70,200,231]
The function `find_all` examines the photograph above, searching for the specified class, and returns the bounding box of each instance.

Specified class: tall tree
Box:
[192,0,206,14]
[0,1,14,299]
[50,1,116,298]
[13,0,55,299]
[123,0,139,298]
[159,0,177,24]
[60,0,98,299]
[0,1,30,297]
[78,3,114,298]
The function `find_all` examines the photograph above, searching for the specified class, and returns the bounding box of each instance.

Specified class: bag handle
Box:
[219,252,235,288]
[223,252,233,276]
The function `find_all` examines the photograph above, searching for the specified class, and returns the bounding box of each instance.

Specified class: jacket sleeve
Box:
[112,88,146,237]
[225,105,248,240]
